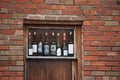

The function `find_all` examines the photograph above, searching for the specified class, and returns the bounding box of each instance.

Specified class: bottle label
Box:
[29,49,33,55]
[44,45,49,55]
[63,50,68,56]
[38,42,42,53]
[68,44,74,54]
[32,44,37,53]
[51,45,56,55]
[57,48,61,56]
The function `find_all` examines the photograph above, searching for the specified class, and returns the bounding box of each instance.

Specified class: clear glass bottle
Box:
[28,32,33,55]
[32,31,37,54]
[38,34,43,55]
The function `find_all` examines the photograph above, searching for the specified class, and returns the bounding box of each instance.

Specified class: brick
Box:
[97,47,111,51]
[81,5,93,10]
[37,4,52,9]
[103,76,109,80]
[10,56,23,60]
[0,46,9,50]
[98,67,111,71]
[9,66,23,71]
[22,4,37,9]
[0,8,8,13]
[4,40,16,45]
[92,61,105,66]
[106,62,119,66]
[15,77,23,80]
[112,67,120,71]
[96,76,102,80]
[113,16,120,20]
[83,76,95,80]
[91,21,105,26]
[12,14,27,19]
[105,21,119,26]
[83,46,96,50]
[0,14,11,18]
[57,16,71,20]
[1,77,9,80]
[45,0,59,4]
[60,0,74,4]
[0,61,16,66]
[90,41,102,46]
[16,0,30,3]
[15,30,23,36]
[91,71,105,76]
[83,56,97,60]
[16,61,24,66]
[31,0,44,3]
[45,10,61,15]
[0,67,8,71]
[98,56,112,61]
[75,0,88,4]
[83,21,91,25]
[3,72,16,77]
[16,41,23,45]
[88,0,102,4]
[52,5,65,10]
[16,72,23,76]
[83,66,98,70]
[115,42,120,46]
[72,15,85,20]
[9,46,23,50]
[0,40,4,45]
[100,16,112,20]
[112,47,120,52]
[83,61,91,66]
[112,11,120,15]
[86,16,100,20]
[1,30,15,35]
[0,56,9,60]
[9,35,23,40]
[0,0,13,3]
[110,77,117,80]
[106,71,120,76]
[84,71,91,76]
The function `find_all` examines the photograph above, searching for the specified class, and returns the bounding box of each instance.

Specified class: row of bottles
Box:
[28,31,74,57]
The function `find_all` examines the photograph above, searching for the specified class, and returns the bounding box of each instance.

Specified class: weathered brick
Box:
[83,21,91,25]
[97,47,111,51]
[0,0,13,3]
[112,67,120,71]
[83,61,91,66]
[98,66,111,71]
[45,10,61,15]
[12,14,27,19]
[9,36,23,40]
[0,61,16,66]
[16,61,24,66]
[44,15,57,20]
[0,56,9,60]
[10,56,23,60]
[0,67,8,71]
[9,66,23,71]
[60,0,74,4]
[16,41,23,45]
[31,0,44,3]
[106,62,119,66]
[88,0,102,4]
[45,0,59,4]
[83,56,97,60]
[1,77,9,80]
[3,72,16,77]
[83,66,97,70]
[103,76,109,80]
[112,47,120,52]
[100,16,112,20]
[105,21,119,26]
[0,8,8,13]
[83,76,95,80]
[106,71,120,76]
[91,71,105,75]
[9,46,23,50]
[81,5,93,10]
[112,11,120,15]
[72,15,85,20]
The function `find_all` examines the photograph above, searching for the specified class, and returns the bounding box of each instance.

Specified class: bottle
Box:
[63,33,68,56]
[28,32,33,55]
[50,32,56,56]
[56,33,62,56]
[44,32,49,56]
[38,34,43,55]
[68,31,74,56]
[32,31,37,54]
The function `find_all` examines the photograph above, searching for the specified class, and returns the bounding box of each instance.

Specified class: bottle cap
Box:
[70,31,72,35]
[57,33,60,36]
[45,32,48,36]
[52,32,54,36]
[29,32,31,35]
[34,32,36,35]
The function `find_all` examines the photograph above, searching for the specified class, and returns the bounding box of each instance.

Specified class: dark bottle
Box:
[32,32,37,54]
[28,32,33,55]
[63,33,68,56]
[50,32,56,56]
[43,32,49,56]
[68,31,74,56]
[56,33,62,56]
[38,34,43,55]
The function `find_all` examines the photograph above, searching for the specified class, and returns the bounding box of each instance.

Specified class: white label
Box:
[32,44,37,53]
[68,44,74,54]
[29,49,33,55]
[63,50,68,56]
[57,48,61,56]
[44,45,49,55]
[38,42,42,53]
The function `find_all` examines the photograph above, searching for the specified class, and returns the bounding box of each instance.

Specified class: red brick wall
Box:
[0,0,120,80]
